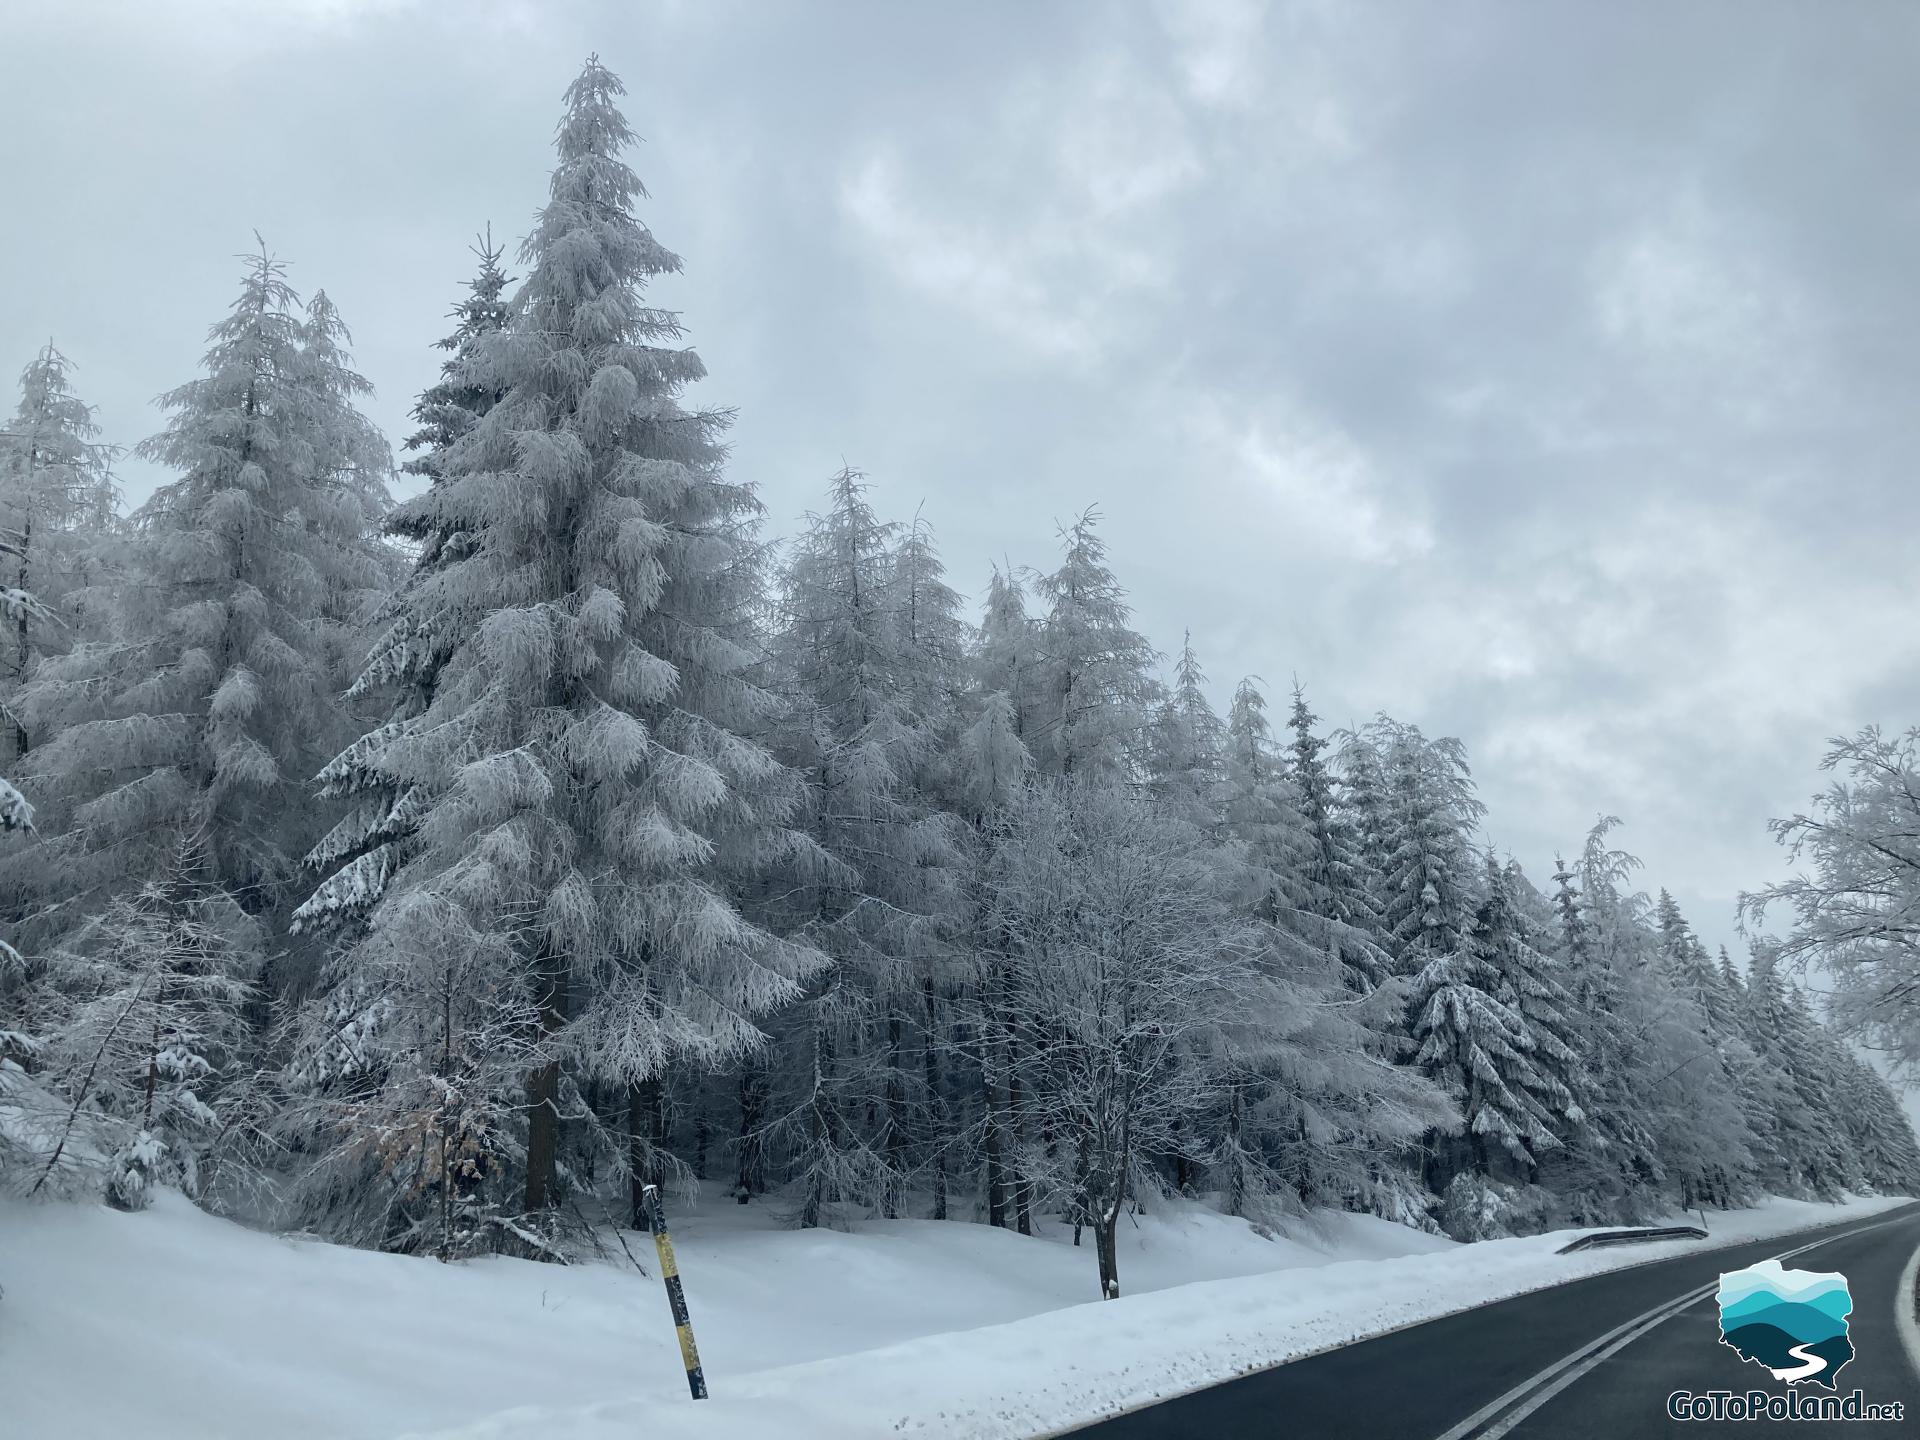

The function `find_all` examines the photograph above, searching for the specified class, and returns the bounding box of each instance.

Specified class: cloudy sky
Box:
[7,0,1920,975]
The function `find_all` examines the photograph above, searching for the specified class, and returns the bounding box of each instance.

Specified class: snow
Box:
[1,1189,1908,1440]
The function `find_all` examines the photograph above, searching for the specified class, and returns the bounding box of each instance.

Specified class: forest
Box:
[3,57,1916,1303]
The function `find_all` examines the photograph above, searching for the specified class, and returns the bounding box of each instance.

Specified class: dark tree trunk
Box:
[522,942,569,1214]
[735,1059,767,1203]
[884,1008,907,1219]
[990,1059,1006,1228]
[628,1075,665,1229]
[1225,1080,1247,1218]
[1009,1066,1033,1236]
[1094,1201,1120,1299]
[924,978,946,1221]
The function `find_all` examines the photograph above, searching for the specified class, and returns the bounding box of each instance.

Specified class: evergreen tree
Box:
[4,245,393,958]
[973,563,1038,744]
[1374,718,1485,968]
[1030,510,1157,782]
[1407,859,1561,1214]
[1213,676,1451,1223]
[0,342,118,762]
[1287,686,1390,989]
[1147,631,1225,832]
[1538,841,1660,1221]
[300,60,830,1232]
[764,469,962,1224]
[1744,956,1853,1198]
[296,237,515,935]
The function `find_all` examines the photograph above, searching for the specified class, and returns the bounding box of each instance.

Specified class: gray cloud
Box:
[8,0,1920,971]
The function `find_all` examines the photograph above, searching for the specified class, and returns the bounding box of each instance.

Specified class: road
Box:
[1072,1203,1920,1439]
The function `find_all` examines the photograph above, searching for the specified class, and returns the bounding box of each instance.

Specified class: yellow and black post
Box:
[641,1182,708,1399]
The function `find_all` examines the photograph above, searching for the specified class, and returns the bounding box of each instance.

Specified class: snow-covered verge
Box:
[0,1191,1907,1440]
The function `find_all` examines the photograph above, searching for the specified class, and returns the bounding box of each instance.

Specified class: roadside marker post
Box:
[641,1182,709,1400]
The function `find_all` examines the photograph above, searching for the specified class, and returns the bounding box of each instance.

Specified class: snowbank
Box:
[0,1189,1437,1440]
[0,1189,1906,1440]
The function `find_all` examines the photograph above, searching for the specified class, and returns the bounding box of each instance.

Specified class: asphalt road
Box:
[1073,1203,1920,1440]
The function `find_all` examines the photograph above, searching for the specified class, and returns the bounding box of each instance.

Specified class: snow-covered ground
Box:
[0,1190,1906,1440]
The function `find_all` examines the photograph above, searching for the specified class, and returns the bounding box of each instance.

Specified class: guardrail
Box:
[1555,1224,1708,1254]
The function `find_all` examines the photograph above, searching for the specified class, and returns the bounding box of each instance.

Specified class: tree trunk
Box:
[801,1008,834,1229]
[628,1075,665,1229]
[522,942,568,1214]
[1009,1065,1033,1236]
[1225,1080,1246,1218]
[999,958,1032,1236]
[735,1058,767,1203]
[884,1008,906,1219]
[923,978,946,1221]
[983,1059,1007,1228]
[1095,1201,1121,1299]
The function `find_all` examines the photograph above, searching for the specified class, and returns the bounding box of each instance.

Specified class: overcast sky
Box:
[8,0,1920,981]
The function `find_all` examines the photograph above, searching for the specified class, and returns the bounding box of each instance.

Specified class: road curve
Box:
[1067,1203,1920,1440]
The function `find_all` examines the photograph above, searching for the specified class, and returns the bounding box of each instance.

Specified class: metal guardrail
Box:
[1555,1224,1709,1254]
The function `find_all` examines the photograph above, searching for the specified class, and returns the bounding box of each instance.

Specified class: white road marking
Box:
[1896,1230,1920,1384]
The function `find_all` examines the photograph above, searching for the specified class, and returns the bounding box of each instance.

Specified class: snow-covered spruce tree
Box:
[763,469,964,1225]
[301,59,829,1239]
[1,342,119,762]
[1832,1048,1920,1192]
[1211,676,1452,1227]
[974,562,1041,745]
[295,236,515,936]
[950,577,1037,1231]
[1142,638,1233,1195]
[1569,823,1755,1213]
[1649,891,1774,1207]
[0,572,50,840]
[1030,509,1158,782]
[1368,718,1486,972]
[1287,686,1391,990]
[1477,856,1588,1207]
[1534,840,1661,1223]
[887,506,971,1219]
[1147,631,1225,833]
[1407,859,1565,1227]
[2,245,393,971]
[1742,954,1854,1199]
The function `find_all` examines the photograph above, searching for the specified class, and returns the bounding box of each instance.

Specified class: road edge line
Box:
[1896,1227,1920,1385]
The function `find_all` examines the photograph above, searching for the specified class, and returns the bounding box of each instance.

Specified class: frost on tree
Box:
[1745,725,1920,1071]
[1030,510,1158,782]
[989,778,1255,1299]
[297,236,515,936]
[296,58,829,1240]
[0,341,118,768]
[1210,675,1453,1227]
[1,245,393,960]
[1408,859,1563,1198]
[762,469,965,1226]
[3,834,256,1206]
